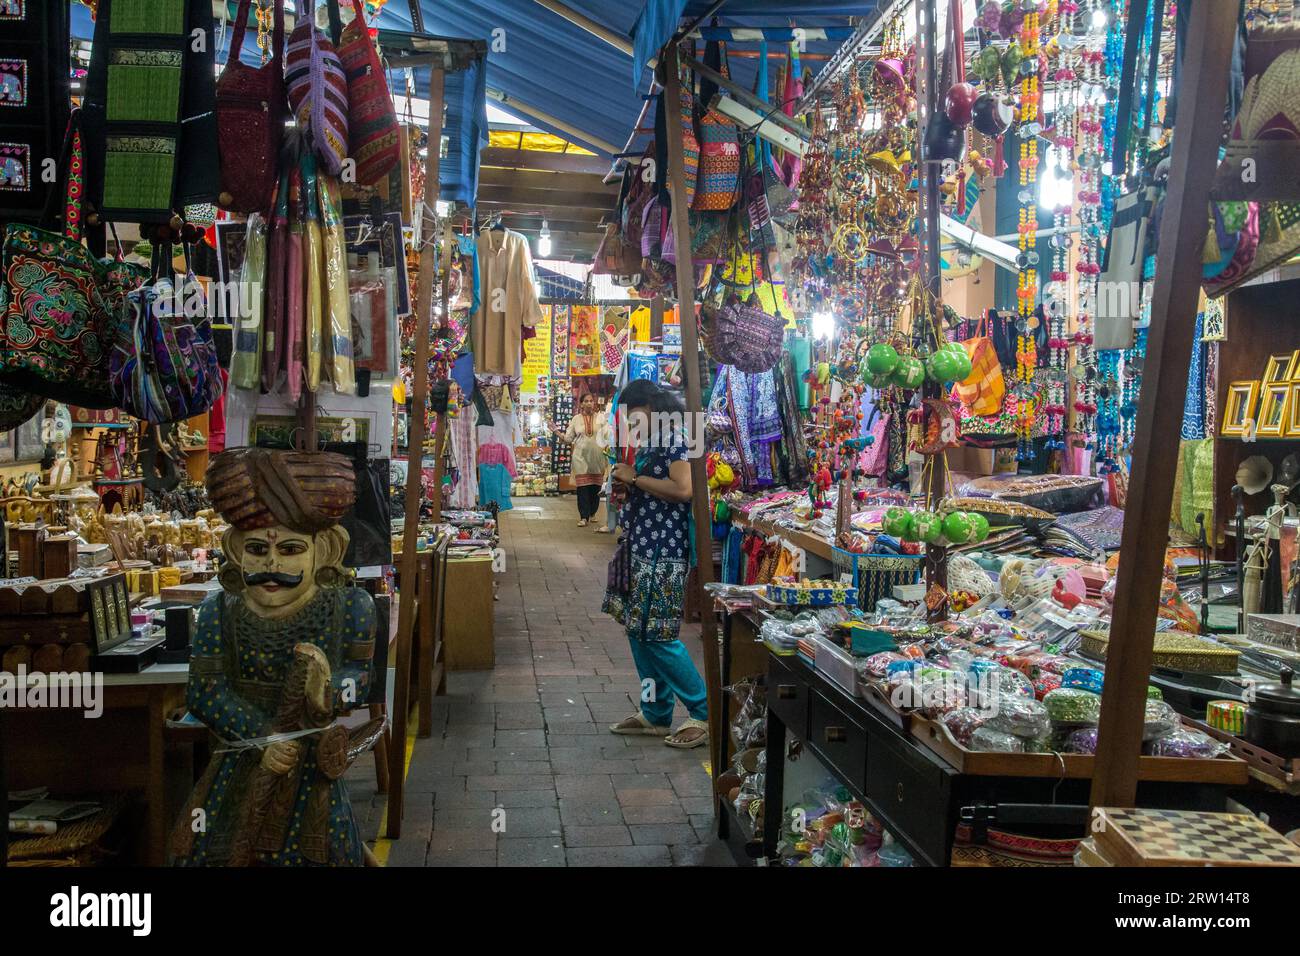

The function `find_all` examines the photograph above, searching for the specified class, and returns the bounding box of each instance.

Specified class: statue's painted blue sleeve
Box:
[186,594,271,739]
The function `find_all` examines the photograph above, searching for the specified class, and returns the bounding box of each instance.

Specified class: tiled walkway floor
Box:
[352,494,733,867]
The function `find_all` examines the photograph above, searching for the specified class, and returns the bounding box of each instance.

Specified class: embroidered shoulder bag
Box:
[0,111,148,409]
[216,0,287,214]
[337,0,399,185]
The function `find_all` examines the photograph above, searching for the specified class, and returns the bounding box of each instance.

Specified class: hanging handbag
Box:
[952,316,1006,416]
[216,0,287,214]
[606,533,633,597]
[712,293,785,374]
[286,0,350,176]
[0,112,147,409]
[337,0,399,186]
[692,39,741,212]
[859,404,891,478]
[109,245,224,424]
[81,0,219,223]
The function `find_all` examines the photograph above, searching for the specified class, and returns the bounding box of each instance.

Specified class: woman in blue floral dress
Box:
[602,380,708,749]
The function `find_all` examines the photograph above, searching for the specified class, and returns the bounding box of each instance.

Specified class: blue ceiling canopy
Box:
[377,1,872,157]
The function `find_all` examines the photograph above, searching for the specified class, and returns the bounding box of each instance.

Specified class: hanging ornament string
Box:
[1014,2,1045,465]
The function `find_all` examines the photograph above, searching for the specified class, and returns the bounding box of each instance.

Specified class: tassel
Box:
[1202,220,1222,264]
[1263,203,1284,245]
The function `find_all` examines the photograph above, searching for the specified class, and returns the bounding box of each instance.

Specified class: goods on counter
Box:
[766,579,858,607]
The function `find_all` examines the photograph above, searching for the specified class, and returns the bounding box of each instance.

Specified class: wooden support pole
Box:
[662,44,725,797]
[1089,0,1238,811]
[387,65,446,839]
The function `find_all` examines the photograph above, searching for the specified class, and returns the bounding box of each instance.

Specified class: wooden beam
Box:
[387,65,446,840]
[481,147,610,176]
[478,167,620,195]
[662,44,724,817]
[477,184,617,211]
[1089,0,1239,811]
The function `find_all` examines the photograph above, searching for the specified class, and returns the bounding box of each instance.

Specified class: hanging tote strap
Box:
[39,109,86,242]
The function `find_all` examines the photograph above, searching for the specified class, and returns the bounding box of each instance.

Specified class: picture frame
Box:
[1258,382,1292,437]
[1287,383,1300,437]
[1263,352,1300,384]
[1222,381,1261,437]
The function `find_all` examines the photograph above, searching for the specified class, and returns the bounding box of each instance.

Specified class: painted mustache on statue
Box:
[243,571,305,588]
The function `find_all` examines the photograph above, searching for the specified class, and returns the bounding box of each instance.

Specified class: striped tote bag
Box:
[285,0,349,176]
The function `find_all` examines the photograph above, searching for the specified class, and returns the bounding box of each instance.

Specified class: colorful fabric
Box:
[626,635,707,724]
[337,0,398,185]
[478,461,513,511]
[603,437,691,642]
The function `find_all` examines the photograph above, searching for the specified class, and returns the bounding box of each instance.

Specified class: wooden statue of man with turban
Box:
[171,448,381,866]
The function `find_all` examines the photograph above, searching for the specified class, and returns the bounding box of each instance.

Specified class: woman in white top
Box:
[551,393,611,527]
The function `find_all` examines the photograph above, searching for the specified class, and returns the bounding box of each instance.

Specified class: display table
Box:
[1,663,189,866]
[756,647,1245,866]
[443,554,495,670]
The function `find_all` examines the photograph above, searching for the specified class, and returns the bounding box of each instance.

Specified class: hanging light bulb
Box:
[537,220,552,258]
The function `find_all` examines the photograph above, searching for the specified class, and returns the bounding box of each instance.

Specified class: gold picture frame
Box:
[1287,383,1300,437]
[1258,382,1292,438]
[1223,381,1261,436]
[1264,352,1300,384]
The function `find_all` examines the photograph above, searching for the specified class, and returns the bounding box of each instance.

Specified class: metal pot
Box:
[1244,667,1300,757]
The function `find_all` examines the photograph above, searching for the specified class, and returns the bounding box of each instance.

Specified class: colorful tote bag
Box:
[286,0,350,176]
[953,319,1005,416]
[216,0,287,214]
[337,0,399,186]
[109,250,224,424]
[0,113,148,408]
[82,0,219,223]
[692,40,740,212]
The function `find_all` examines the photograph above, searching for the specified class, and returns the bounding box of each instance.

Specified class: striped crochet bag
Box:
[285,0,349,176]
[337,0,399,185]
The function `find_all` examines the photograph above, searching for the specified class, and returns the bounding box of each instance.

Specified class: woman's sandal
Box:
[665,718,709,749]
[609,713,672,736]
[577,519,588,527]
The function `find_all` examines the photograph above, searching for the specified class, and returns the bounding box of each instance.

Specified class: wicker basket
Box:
[6,794,130,867]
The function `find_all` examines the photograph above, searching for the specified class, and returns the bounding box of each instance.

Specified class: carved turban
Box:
[205,448,355,533]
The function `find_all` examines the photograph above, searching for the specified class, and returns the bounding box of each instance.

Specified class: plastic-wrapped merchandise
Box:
[1033,673,1062,700]
[1143,699,1180,741]
[1147,727,1229,759]
[860,651,907,678]
[917,671,968,718]
[1061,666,1105,695]
[986,695,1051,739]
[943,707,988,746]
[969,665,1034,707]
[1022,733,1055,753]
[970,726,1026,752]
[1043,687,1102,726]
[1064,726,1099,754]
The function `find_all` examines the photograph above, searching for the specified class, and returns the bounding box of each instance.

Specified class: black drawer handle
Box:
[824,726,846,744]
[897,782,905,803]
[777,684,798,699]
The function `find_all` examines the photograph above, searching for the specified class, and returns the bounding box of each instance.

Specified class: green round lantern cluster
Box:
[926,343,972,384]
[882,507,992,546]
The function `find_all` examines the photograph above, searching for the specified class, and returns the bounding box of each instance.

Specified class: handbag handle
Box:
[40,110,84,242]
[230,0,286,65]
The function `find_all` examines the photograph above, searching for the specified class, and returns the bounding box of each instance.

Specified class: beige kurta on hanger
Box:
[472,228,543,375]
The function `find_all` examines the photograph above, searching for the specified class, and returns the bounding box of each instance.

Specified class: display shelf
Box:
[762,648,1241,867]
[716,796,764,866]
